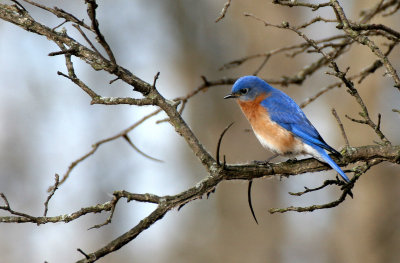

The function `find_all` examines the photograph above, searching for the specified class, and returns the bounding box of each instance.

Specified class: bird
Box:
[224,75,350,183]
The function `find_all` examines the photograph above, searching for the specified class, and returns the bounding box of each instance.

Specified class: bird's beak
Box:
[224,93,238,99]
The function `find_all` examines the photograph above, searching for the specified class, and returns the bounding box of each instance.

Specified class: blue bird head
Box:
[224,76,275,101]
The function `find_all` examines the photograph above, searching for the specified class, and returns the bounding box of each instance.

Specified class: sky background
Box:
[1,0,400,262]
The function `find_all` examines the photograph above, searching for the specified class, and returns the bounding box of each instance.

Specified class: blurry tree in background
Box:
[0,0,400,262]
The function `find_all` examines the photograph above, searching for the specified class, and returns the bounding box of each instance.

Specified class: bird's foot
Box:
[285,158,298,164]
[252,160,270,165]
[252,154,279,165]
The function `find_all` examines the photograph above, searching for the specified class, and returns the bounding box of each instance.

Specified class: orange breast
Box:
[237,94,301,155]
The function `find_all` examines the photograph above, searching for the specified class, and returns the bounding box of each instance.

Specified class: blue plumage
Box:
[225,76,350,182]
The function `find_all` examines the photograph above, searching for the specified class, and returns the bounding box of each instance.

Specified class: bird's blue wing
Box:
[261,91,338,154]
[261,91,349,182]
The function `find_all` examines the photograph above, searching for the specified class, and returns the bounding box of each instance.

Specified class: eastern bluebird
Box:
[224,76,350,183]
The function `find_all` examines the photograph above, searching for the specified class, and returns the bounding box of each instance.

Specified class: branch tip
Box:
[216,122,234,165]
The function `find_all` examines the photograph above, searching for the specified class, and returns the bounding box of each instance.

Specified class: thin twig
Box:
[270,180,354,213]
[23,0,92,31]
[48,49,78,56]
[215,0,232,22]
[86,0,116,65]
[296,16,337,29]
[48,109,162,191]
[122,134,163,163]
[331,0,400,89]
[216,122,234,165]
[73,24,104,58]
[247,180,258,224]
[43,174,60,216]
[273,0,331,10]
[77,249,90,259]
[332,108,349,146]
[11,0,26,11]
[253,54,270,76]
[89,195,120,229]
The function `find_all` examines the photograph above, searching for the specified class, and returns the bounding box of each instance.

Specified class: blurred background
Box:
[0,0,400,262]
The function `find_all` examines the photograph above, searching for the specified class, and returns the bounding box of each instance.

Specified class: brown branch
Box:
[332,108,350,146]
[216,122,234,165]
[344,86,392,145]
[382,0,400,16]
[122,134,163,163]
[85,0,116,65]
[72,24,104,58]
[330,0,400,89]
[358,41,398,83]
[224,145,400,181]
[245,13,352,86]
[0,2,215,173]
[1,190,162,225]
[10,0,26,11]
[49,109,162,192]
[43,174,60,216]
[220,34,349,86]
[269,188,350,213]
[0,3,152,95]
[1,195,112,224]
[1,144,398,261]
[1,1,400,262]
[215,0,232,22]
[299,80,342,108]
[245,12,393,146]
[269,158,382,214]
[55,74,232,189]
[57,71,99,99]
[296,16,337,29]
[23,0,92,31]
[157,76,235,124]
[74,144,399,261]
[300,40,397,107]
[272,0,331,11]
[90,96,156,106]
[350,23,400,39]
[253,54,270,75]
[288,179,342,196]
[392,109,400,114]
[0,193,37,221]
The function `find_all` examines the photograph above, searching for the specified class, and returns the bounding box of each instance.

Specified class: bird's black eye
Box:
[240,88,249,95]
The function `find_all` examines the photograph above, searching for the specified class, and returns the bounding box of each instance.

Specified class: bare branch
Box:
[332,108,350,146]
[73,24,104,57]
[23,0,92,31]
[85,0,116,65]
[122,134,163,163]
[1,190,163,225]
[247,180,258,224]
[215,0,232,22]
[43,174,60,216]
[216,122,234,165]
[350,23,400,39]
[48,109,162,191]
[272,0,331,11]
[330,0,400,89]
[288,179,342,196]
[269,158,382,214]
[296,16,337,29]
[10,0,26,11]
[74,144,400,261]
[1,1,400,262]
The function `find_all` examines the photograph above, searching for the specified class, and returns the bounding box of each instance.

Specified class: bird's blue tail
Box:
[315,146,350,183]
